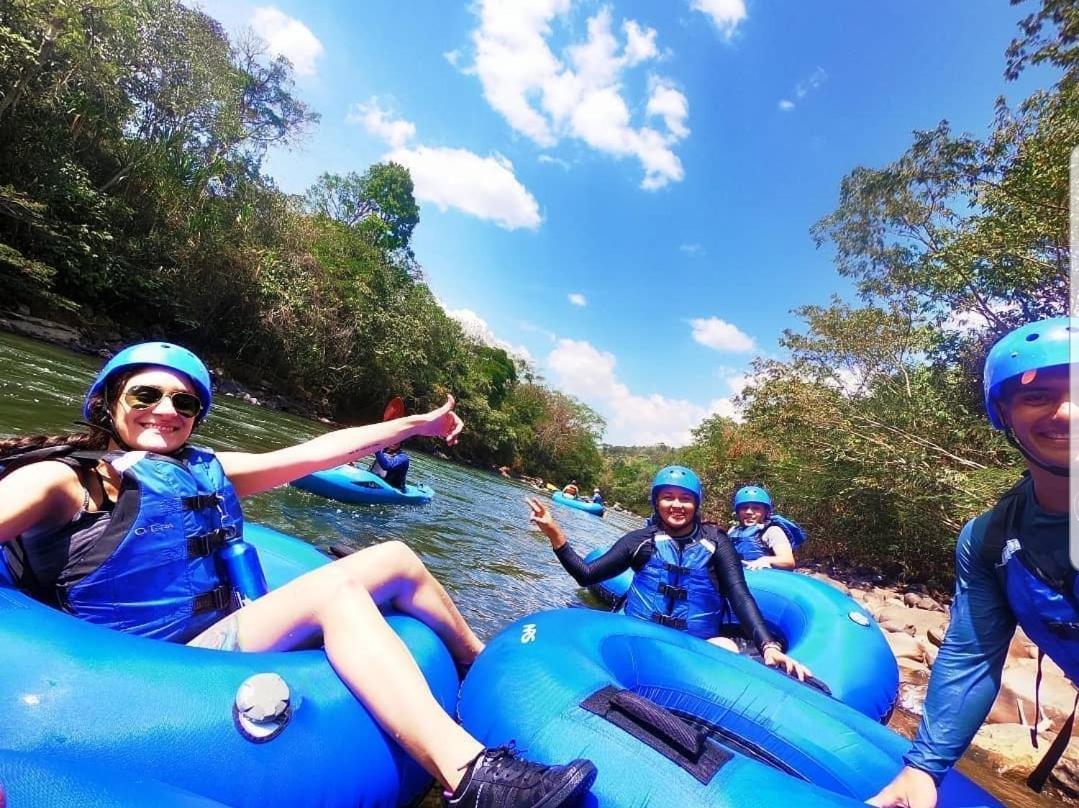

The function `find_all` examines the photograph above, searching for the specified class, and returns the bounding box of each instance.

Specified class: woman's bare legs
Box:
[226,541,485,790]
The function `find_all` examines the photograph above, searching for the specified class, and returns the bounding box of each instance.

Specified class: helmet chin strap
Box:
[1002,427,1070,478]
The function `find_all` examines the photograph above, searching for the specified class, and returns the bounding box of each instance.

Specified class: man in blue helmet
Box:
[871,316,1077,808]
[727,485,797,570]
[527,465,811,679]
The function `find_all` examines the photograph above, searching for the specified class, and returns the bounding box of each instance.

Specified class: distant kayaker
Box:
[591,488,604,505]
[370,444,410,492]
[727,485,797,570]
[0,341,596,808]
[870,317,1076,808]
[528,465,811,680]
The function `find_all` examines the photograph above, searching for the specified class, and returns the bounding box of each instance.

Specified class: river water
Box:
[0,330,1058,806]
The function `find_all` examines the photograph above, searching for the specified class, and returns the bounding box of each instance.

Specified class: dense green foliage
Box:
[0,0,603,482]
[601,0,1073,584]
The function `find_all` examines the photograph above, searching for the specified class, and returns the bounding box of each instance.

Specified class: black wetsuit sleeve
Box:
[709,530,776,650]
[553,530,647,586]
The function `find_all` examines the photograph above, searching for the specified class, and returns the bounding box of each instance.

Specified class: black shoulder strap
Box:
[979,474,1031,572]
[0,444,105,480]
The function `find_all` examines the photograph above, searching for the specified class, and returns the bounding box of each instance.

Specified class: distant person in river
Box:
[562,480,579,497]
[527,465,811,680]
[0,342,596,808]
[727,485,797,570]
[870,317,1077,808]
[370,444,410,492]
[591,488,604,505]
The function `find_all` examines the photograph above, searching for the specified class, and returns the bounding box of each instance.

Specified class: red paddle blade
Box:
[382,397,406,421]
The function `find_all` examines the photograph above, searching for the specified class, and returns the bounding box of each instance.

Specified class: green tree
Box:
[305,163,420,259]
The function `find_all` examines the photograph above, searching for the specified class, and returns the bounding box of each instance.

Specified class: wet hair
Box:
[0,370,140,459]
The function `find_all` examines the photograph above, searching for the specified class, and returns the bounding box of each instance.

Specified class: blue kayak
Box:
[582,549,899,722]
[291,464,434,506]
[0,523,457,807]
[552,490,605,516]
[460,609,999,808]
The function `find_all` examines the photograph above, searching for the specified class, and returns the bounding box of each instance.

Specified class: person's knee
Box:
[707,636,739,653]
[321,564,377,609]
[380,540,427,581]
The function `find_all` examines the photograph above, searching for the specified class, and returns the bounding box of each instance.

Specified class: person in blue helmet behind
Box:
[527,465,811,679]
[870,316,1077,808]
[727,485,797,570]
[0,342,597,808]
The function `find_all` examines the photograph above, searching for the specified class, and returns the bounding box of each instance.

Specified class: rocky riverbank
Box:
[804,566,1078,803]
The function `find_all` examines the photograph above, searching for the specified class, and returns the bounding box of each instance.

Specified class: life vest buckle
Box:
[651,613,688,630]
[187,529,231,559]
[182,493,224,511]
[193,584,233,614]
[657,583,688,600]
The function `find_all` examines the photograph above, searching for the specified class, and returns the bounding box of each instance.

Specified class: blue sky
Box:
[197,0,1051,445]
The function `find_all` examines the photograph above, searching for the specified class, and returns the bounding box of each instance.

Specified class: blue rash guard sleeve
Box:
[904,517,1016,781]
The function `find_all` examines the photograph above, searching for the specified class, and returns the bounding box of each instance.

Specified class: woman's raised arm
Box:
[218,396,463,497]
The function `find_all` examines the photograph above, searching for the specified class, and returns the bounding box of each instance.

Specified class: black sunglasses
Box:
[122,385,203,419]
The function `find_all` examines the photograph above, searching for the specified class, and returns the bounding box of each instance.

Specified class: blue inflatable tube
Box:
[0,749,227,807]
[552,490,605,516]
[581,550,899,722]
[459,609,999,807]
[0,523,456,807]
[292,464,434,506]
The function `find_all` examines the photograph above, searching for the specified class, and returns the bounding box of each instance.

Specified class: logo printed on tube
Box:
[521,623,537,643]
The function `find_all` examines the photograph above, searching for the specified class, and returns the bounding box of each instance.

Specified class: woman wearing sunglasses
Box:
[0,342,596,808]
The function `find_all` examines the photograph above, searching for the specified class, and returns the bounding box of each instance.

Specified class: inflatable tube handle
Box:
[610,690,702,758]
[581,686,731,784]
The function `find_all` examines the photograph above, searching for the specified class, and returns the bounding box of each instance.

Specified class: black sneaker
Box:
[444,743,597,808]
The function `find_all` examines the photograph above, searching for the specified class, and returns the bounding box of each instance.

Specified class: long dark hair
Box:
[0,371,136,460]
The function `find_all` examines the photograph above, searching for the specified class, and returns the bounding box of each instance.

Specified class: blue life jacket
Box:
[980,476,1079,685]
[62,447,247,642]
[728,515,806,561]
[622,524,727,639]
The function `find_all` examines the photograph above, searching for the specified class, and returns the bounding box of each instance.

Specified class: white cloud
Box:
[351,97,542,231]
[679,242,704,255]
[444,49,461,67]
[250,7,323,76]
[690,0,747,40]
[941,303,1019,335]
[795,66,828,98]
[690,317,755,352]
[388,146,542,231]
[465,2,689,190]
[547,339,742,445]
[776,67,827,111]
[568,293,587,307]
[347,99,416,149]
[519,320,558,342]
[446,308,533,362]
[538,154,571,169]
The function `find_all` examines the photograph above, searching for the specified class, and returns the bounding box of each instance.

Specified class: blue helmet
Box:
[983,317,1077,429]
[651,465,702,507]
[83,342,213,423]
[733,485,772,511]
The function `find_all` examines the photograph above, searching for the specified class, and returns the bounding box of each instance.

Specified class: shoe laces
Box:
[475,742,547,788]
